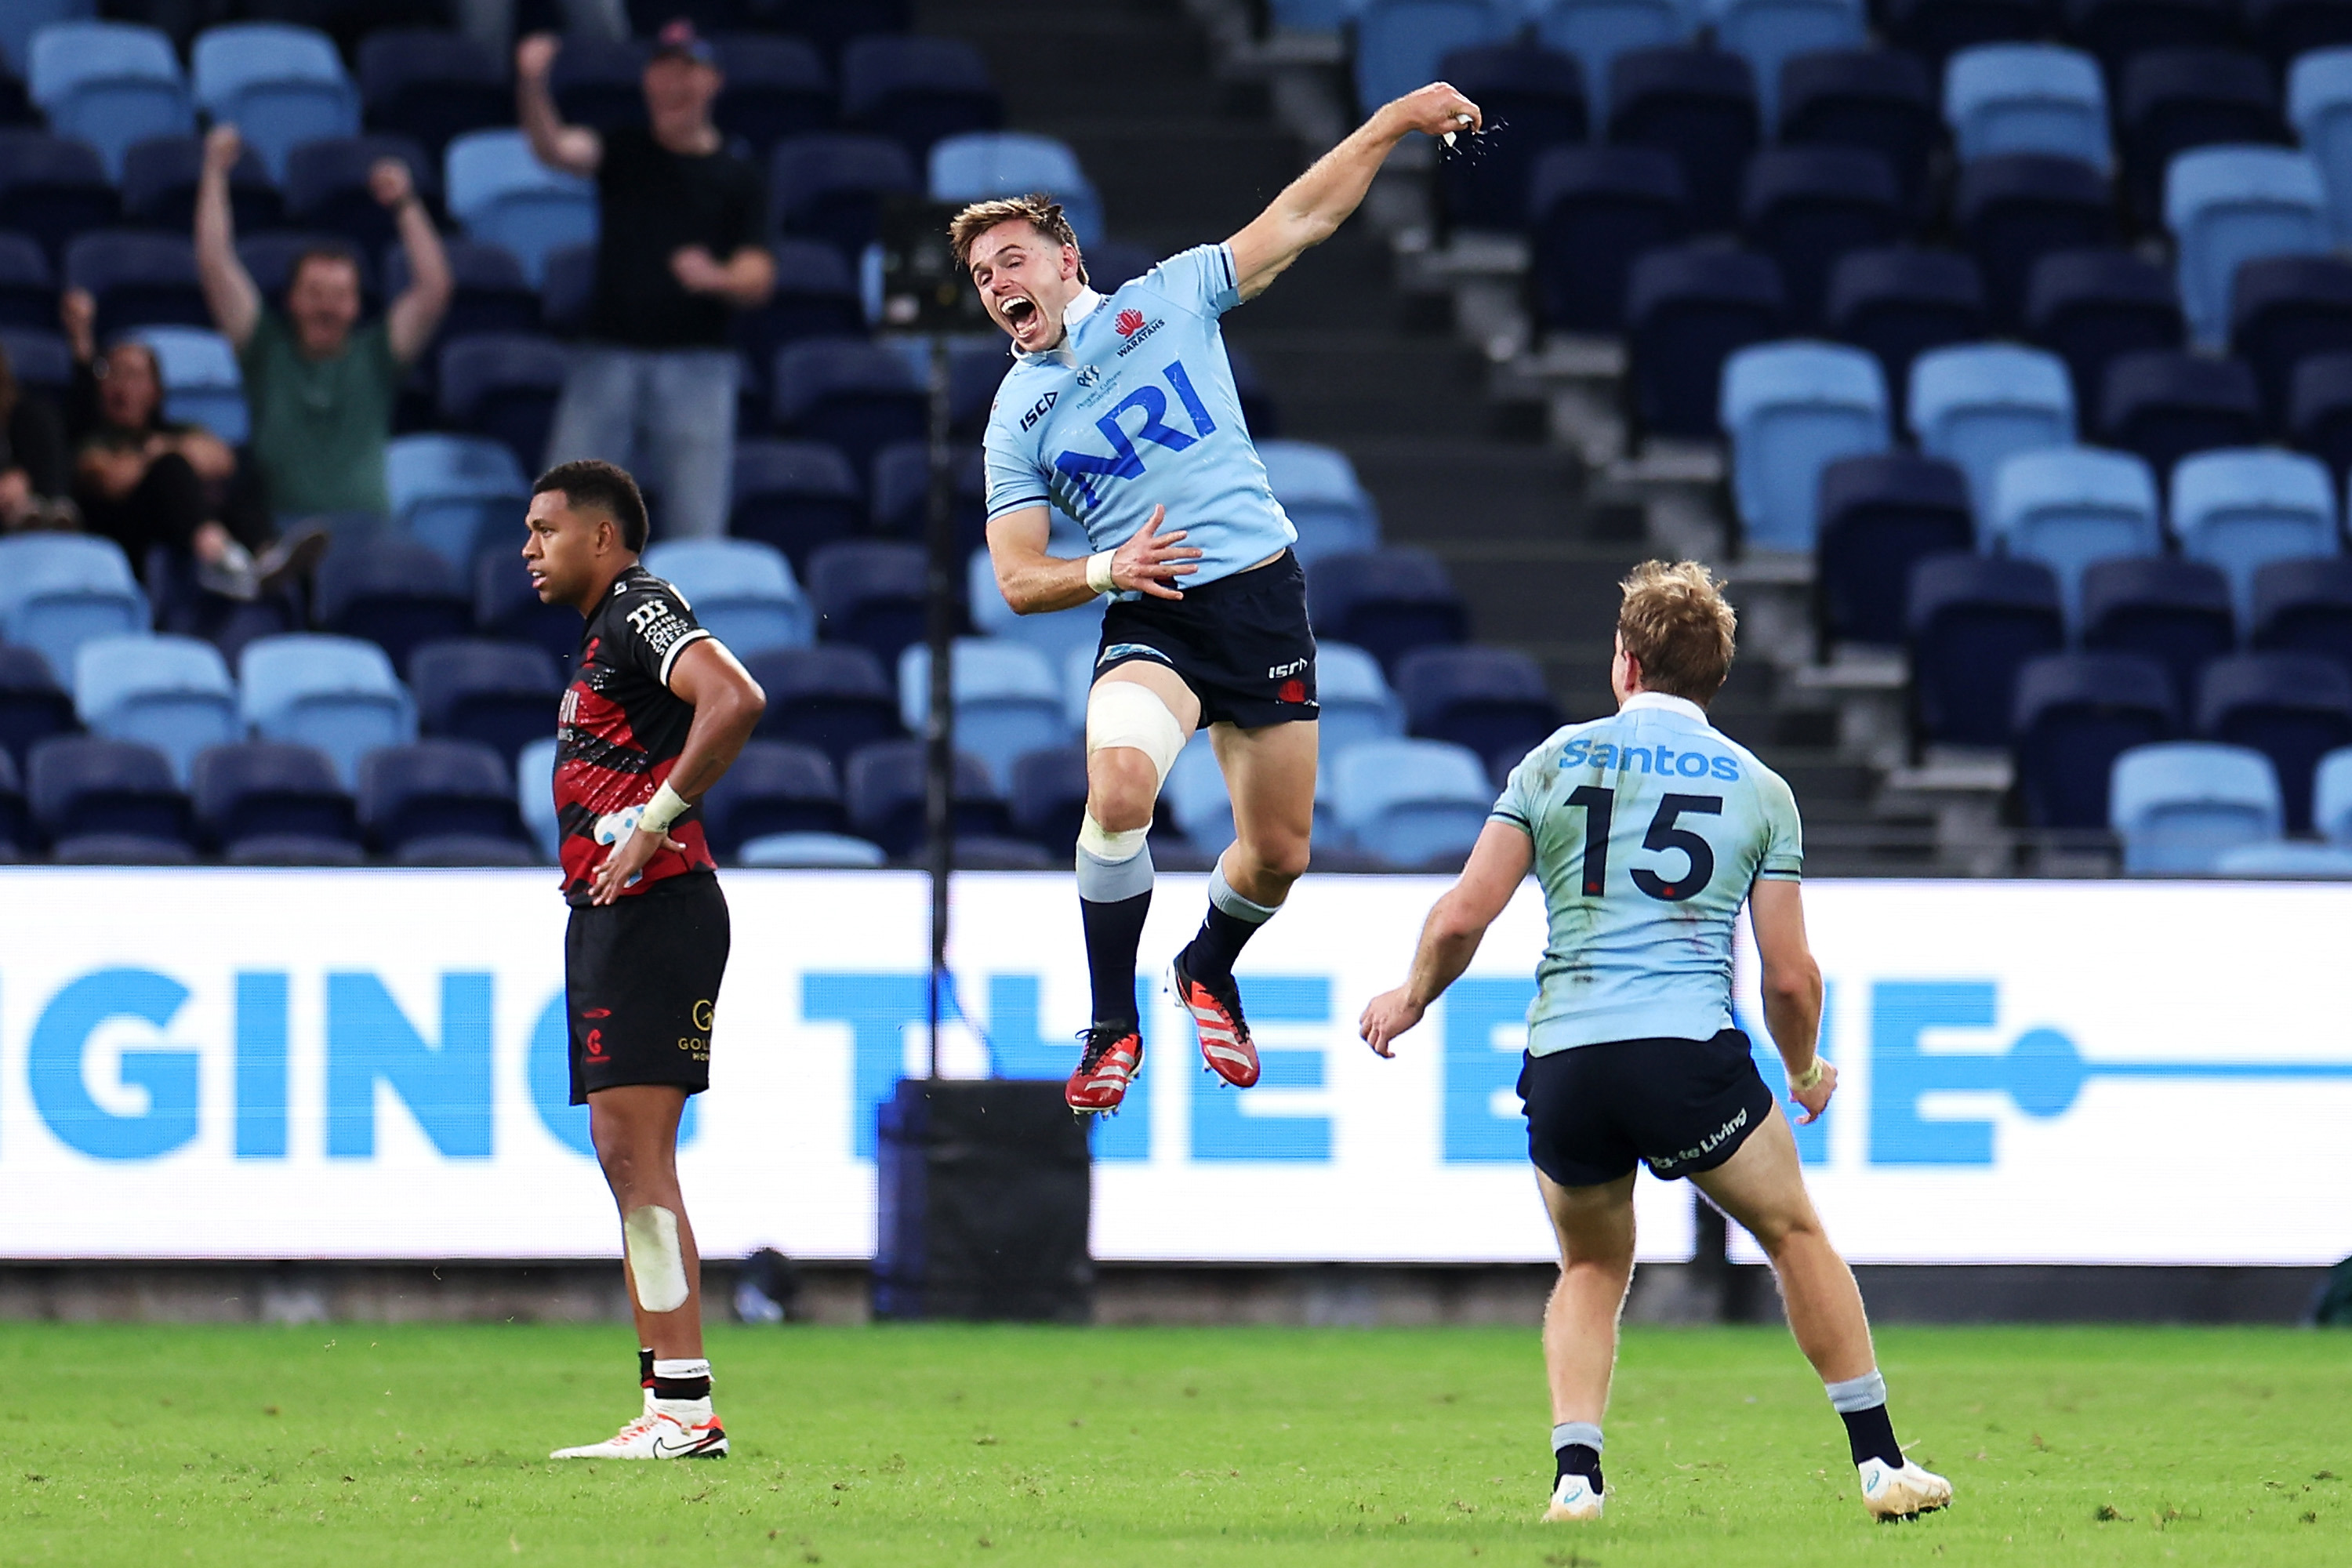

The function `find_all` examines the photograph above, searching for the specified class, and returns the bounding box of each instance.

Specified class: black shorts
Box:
[1094,549,1317,730]
[1517,1029,1777,1188]
[564,872,731,1105]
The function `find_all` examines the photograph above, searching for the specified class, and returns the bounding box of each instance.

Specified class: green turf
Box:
[0,1321,2343,1566]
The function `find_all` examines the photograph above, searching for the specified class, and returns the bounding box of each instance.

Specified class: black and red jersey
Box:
[554,564,720,905]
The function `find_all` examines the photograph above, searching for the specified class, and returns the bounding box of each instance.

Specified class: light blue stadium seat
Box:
[1258,438,1381,562]
[1316,639,1405,757]
[927,132,1104,247]
[0,534,149,680]
[967,547,1102,670]
[2169,448,2340,626]
[133,325,248,447]
[2110,740,2282,873]
[446,130,598,287]
[1062,642,1098,731]
[27,21,194,182]
[1354,0,1509,115]
[2210,840,2352,877]
[898,637,1071,791]
[1987,445,2161,630]
[1907,342,2076,520]
[1720,341,1890,552]
[2165,146,2331,349]
[2316,746,2352,845]
[642,539,812,656]
[2,0,94,77]
[73,633,238,786]
[192,23,360,182]
[739,831,888,867]
[239,633,417,789]
[386,434,529,569]
[2288,49,2352,244]
[1943,45,2111,171]
[1332,736,1494,866]
[1163,732,1234,850]
[1708,0,1864,130]
[517,735,559,860]
[1534,0,1688,125]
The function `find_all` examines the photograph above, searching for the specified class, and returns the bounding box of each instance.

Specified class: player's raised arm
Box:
[986,503,1202,614]
[1747,878,1833,1122]
[1227,82,1483,302]
[1358,821,1534,1056]
[590,638,765,905]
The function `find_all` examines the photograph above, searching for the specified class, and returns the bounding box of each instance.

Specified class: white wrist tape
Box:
[639,782,689,834]
[1085,549,1118,596]
[1790,1058,1825,1091]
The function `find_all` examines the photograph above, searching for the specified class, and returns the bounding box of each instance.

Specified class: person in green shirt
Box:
[194,123,452,524]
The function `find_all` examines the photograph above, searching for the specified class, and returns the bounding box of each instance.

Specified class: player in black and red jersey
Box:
[524,459,766,1462]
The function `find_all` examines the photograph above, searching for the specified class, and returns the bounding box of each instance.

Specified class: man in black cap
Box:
[519,19,774,543]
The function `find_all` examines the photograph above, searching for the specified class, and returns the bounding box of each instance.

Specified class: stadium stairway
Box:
[928,0,1918,870]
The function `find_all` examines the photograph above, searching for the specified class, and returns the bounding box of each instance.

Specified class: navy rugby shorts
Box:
[1517,1029,1777,1188]
[1092,549,1316,730]
[564,871,731,1105]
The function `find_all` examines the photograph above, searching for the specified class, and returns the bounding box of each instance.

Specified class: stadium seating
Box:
[2071,0,2241,71]
[642,538,812,657]
[768,132,920,267]
[135,326,249,446]
[27,733,192,855]
[1627,247,1786,439]
[72,633,238,786]
[1305,549,1468,674]
[1330,738,1494,867]
[2251,554,2352,679]
[1816,452,1976,647]
[840,34,1000,157]
[1526,146,1688,334]
[288,136,442,256]
[2122,50,2287,226]
[2111,739,2283,871]
[0,534,148,681]
[0,643,76,770]
[539,242,595,335]
[1955,153,2114,326]
[1258,440,1380,562]
[121,134,279,235]
[1354,0,1508,115]
[0,132,117,264]
[738,831,889,867]
[358,29,508,158]
[516,735,559,860]
[0,748,24,856]
[896,637,1069,791]
[0,327,70,395]
[2098,352,2262,481]
[771,338,926,476]
[1781,49,1939,219]
[2252,0,2352,71]
[238,633,417,789]
[2012,652,2177,828]
[2169,448,2340,621]
[386,434,530,569]
[699,739,848,854]
[965,551,1097,670]
[870,443,985,558]
[808,539,928,666]
[2230,254,2352,430]
[1720,341,1889,553]
[1739,147,1902,328]
[1907,342,2076,516]
[27,21,192,182]
[437,333,568,476]
[191,23,361,181]
[1532,0,1686,129]
[2165,145,2330,348]
[1005,744,1087,855]
[549,37,648,135]
[2316,744,2352,842]
[191,739,358,858]
[2080,555,2237,710]
[408,639,560,766]
[1944,44,2111,169]
[735,241,866,407]
[2291,49,2352,241]
[929,132,1102,246]
[2195,652,2352,829]
[743,644,900,766]
[358,739,528,856]
[844,738,1004,856]
[1826,249,1987,416]
[728,438,864,575]
[474,552,578,670]
[317,538,472,676]
[1309,641,1404,757]
[0,234,52,330]
[445,130,597,286]
[1607,46,1761,233]
[1432,44,1585,234]
[2025,248,2186,416]
[1394,644,1559,782]
[1,2,91,78]
[1711,0,1865,130]
[1987,445,2161,626]
[64,230,207,340]
[1908,552,2067,746]
[712,34,833,154]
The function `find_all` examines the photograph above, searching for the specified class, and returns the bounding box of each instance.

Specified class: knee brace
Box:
[623,1205,690,1314]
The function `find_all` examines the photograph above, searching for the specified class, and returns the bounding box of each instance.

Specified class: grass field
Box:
[1,1321,2344,1566]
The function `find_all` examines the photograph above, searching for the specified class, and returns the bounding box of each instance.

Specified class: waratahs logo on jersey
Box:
[1115,309,1146,336]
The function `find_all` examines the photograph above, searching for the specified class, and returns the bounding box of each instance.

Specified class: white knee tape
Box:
[1086,681,1187,786]
[623,1205,690,1314]
[1078,811,1149,863]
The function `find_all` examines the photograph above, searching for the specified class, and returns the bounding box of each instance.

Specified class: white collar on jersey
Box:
[1620,690,1711,724]
[1018,286,1105,367]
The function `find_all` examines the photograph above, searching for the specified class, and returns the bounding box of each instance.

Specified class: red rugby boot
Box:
[1066,1022,1142,1113]
[1172,952,1260,1088]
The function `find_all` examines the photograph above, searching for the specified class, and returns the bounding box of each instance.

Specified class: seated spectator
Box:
[0,340,72,533]
[520,21,774,541]
[194,125,452,525]
[59,299,323,601]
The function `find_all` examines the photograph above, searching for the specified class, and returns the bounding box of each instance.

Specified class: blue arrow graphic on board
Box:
[1871,982,2352,1166]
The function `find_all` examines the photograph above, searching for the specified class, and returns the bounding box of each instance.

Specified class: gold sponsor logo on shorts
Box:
[691,998,715,1032]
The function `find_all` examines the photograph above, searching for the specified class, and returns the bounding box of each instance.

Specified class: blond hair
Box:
[1617,560,1737,702]
[946,194,1088,285]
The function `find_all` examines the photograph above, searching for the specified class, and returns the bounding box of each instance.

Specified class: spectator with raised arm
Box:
[194,123,452,525]
[518,20,772,542]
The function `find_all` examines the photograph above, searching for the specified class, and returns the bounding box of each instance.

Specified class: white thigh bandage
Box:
[623,1205,690,1314]
[1086,680,1187,784]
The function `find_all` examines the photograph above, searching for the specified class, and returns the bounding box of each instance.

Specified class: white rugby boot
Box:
[551,1399,729,1460]
[1857,1455,1951,1519]
[1544,1471,1603,1522]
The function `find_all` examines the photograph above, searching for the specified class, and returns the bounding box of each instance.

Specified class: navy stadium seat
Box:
[408,638,561,765]
[27,733,191,848]
[2067,0,2239,74]
[64,230,208,339]
[283,134,438,256]
[0,746,27,855]
[1715,0,1870,135]
[437,333,568,475]
[317,537,474,676]
[1624,246,1786,438]
[2098,350,2262,481]
[1955,153,2114,328]
[1007,743,1088,854]
[844,738,1004,858]
[549,37,650,134]
[2251,0,2352,70]
[2080,555,2238,711]
[768,132,920,269]
[191,739,358,853]
[1435,43,1587,234]
[1826,248,1987,417]
[474,553,580,670]
[713,34,833,154]
[120,134,280,235]
[807,539,931,668]
[733,240,865,408]
[0,642,74,771]
[2196,652,2352,830]
[771,337,926,477]
[1907,552,2067,746]
[1739,146,1901,328]
[0,233,52,331]
[2288,350,2352,481]
[947,340,1011,439]
[2122,50,2288,226]
[742,643,901,768]
[2025,248,2186,416]
[2012,652,2178,828]
[358,738,527,855]
[1606,47,1761,234]
[1777,49,1939,219]
[1885,0,2053,60]
[1814,452,1976,648]
[385,239,537,354]
[0,131,117,265]
[358,30,507,158]
[1305,549,1468,674]
[2229,253,2352,431]
[869,442,985,557]
[2251,555,2352,681]
[700,739,846,854]
[730,438,865,575]
[767,0,913,60]
[840,34,1000,159]
[1526,145,1687,334]
[0,326,69,393]
[1393,644,1560,782]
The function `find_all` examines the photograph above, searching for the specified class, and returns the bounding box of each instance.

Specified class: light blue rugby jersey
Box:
[981,243,1297,589]
[1489,691,1803,1054]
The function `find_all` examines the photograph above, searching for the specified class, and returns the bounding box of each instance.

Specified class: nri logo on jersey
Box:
[1048,358,1218,514]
